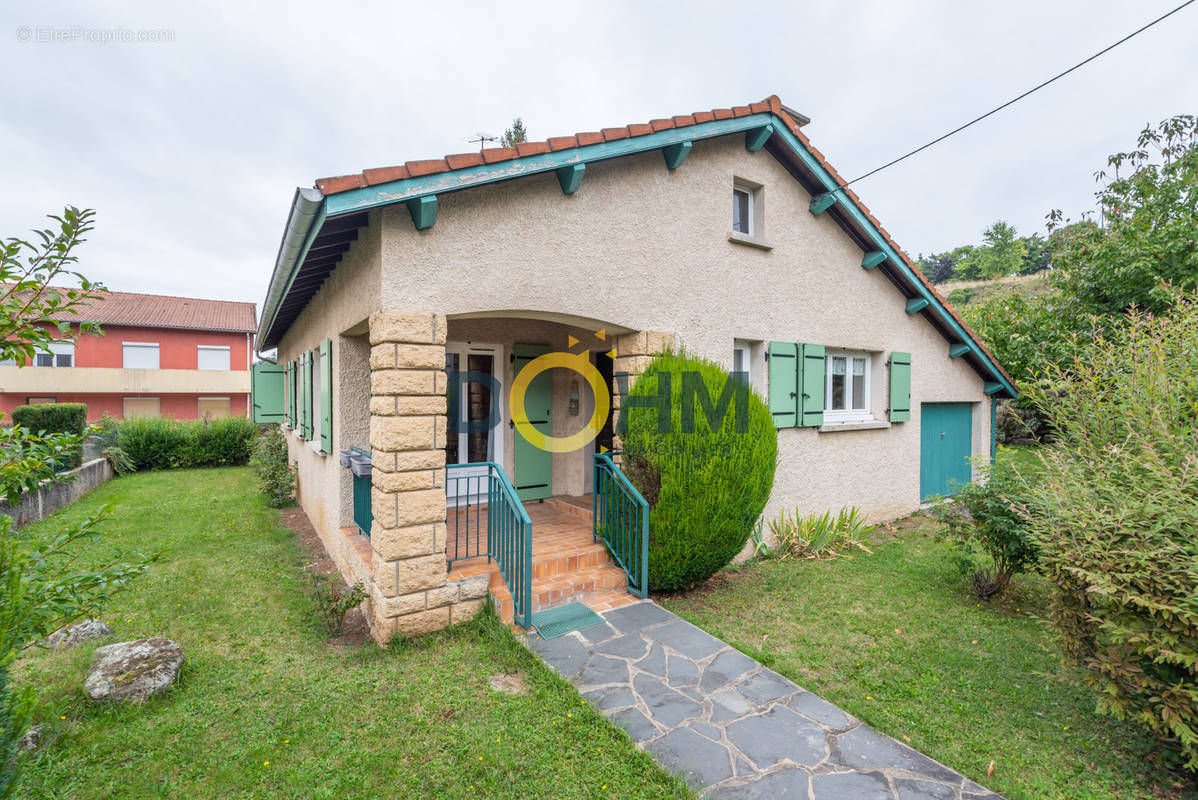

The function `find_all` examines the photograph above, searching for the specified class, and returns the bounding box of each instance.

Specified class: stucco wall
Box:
[374,134,990,524]
[277,212,383,546]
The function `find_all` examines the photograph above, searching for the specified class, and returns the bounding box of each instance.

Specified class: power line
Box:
[834,0,1196,191]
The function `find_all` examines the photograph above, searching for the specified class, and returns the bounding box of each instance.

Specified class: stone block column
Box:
[366,310,484,642]
[611,330,676,452]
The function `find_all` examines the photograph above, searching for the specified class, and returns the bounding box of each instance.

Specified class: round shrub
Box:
[621,351,777,591]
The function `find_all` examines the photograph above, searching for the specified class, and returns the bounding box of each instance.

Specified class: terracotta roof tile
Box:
[37,288,256,333]
[481,147,518,164]
[314,174,367,194]
[445,152,485,170]
[362,165,409,185]
[600,127,629,142]
[547,136,579,151]
[515,141,550,156]
[693,111,715,124]
[405,159,449,177]
[576,131,604,146]
[671,114,695,127]
[627,123,653,137]
[649,118,675,132]
[732,105,753,117]
[712,108,734,120]
[749,101,770,114]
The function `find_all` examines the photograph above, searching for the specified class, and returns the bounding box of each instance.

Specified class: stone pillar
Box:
[366,310,484,643]
[611,330,675,452]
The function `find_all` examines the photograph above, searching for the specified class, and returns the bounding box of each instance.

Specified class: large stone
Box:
[370,523,438,560]
[725,706,827,769]
[710,768,811,799]
[369,310,446,345]
[832,725,961,783]
[643,726,734,789]
[393,606,449,636]
[370,369,439,396]
[787,691,854,730]
[370,415,440,452]
[85,637,184,703]
[593,632,649,660]
[394,343,446,369]
[736,667,797,706]
[811,771,892,800]
[17,725,42,753]
[39,618,112,649]
[699,648,758,692]
[633,673,703,728]
[604,602,673,633]
[395,488,448,527]
[649,619,724,660]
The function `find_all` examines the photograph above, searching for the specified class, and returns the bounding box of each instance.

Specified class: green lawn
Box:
[661,515,1184,800]
[14,468,691,800]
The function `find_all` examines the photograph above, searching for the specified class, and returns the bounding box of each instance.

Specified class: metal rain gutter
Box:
[256,186,324,354]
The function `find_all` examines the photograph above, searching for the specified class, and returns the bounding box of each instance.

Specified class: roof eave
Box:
[257,187,324,351]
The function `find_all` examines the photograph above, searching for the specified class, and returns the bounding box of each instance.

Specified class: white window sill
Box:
[728,231,774,250]
[818,419,890,433]
[307,440,326,455]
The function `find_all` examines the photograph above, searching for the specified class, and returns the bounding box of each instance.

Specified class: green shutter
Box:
[889,351,912,422]
[320,338,332,454]
[282,361,291,427]
[767,341,798,428]
[298,352,309,438]
[799,343,825,427]
[250,362,285,423]
[288,360,296,426]
[305,351,314,439]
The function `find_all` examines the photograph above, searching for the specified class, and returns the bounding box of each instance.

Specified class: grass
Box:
[661,512,1187,800]
[942,273,1053,306]
[14,468,692,800]
[997,443,1046,478]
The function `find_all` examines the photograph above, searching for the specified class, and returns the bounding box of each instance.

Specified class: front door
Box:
[512,344,552,502]
[920,402,973,500]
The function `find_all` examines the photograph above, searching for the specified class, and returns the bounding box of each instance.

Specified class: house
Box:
[0,289,257,422]
[251,95,1016,644]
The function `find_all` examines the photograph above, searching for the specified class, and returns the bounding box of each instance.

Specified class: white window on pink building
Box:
[123,342,160,369]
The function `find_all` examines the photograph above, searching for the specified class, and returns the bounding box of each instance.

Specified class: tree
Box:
[972,220,1027,279]
[501,117,527,148]
[918,251,958,284]
[0,208,150,798]
[1018,233,1053,275]
[1049,115,1198,316]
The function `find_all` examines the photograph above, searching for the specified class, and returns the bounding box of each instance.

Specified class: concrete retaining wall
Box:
[1,457,114,528]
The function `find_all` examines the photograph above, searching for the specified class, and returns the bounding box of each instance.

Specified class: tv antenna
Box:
[468,132,500,152]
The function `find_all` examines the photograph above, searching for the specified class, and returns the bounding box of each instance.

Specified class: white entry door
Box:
[444,342,505,506]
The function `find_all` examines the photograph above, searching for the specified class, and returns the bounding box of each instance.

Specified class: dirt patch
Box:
[277,506,371,647]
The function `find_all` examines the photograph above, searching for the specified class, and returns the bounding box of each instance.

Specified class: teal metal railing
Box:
[446,462,533,629]
[593,453,649,598]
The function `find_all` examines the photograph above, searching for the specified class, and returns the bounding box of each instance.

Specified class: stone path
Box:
[527,601,1005,800]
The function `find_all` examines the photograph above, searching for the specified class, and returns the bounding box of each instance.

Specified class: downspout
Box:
[256,187,325,356]
[990,397,998,464]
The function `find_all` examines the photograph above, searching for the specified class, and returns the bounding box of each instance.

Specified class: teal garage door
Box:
[920,403,973,500]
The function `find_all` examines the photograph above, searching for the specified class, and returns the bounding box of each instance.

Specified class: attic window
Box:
[733,188,752,235]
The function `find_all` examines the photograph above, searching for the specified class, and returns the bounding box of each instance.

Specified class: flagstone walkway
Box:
[526,601,1005,800]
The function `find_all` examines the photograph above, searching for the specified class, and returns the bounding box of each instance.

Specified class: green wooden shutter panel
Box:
[889,351,912,423]
[300,352,311,438]
[320,338,332,454]
[767,341,798,428]
[799,343,825,427]
[289,360,297,426]
[250,362,285,423]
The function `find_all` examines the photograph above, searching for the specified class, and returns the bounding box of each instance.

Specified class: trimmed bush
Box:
[1023,295,1198,771]
[113,416,257,471]
[622,351,777,591]
[10,403,87,469]
[252,424,295,507]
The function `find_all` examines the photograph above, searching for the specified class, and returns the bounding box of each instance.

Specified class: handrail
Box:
[446,462,533,629]
[593,453,650,598]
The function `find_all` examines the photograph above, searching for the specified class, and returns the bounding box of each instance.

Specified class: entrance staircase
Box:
[447,496,638,628]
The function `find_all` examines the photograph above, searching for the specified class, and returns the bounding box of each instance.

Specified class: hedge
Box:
[109,416,257,471]
[11,403,87,469]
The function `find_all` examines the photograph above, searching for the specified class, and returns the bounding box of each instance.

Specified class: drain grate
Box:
[532,602,605,639]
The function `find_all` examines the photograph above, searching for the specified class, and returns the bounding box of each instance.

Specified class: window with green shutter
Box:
[250,362,284,423]
[767,341,798,428]
[300,352,312,439]
[888,352,912,422]
[799,343,825,427]
[319,338,332,453]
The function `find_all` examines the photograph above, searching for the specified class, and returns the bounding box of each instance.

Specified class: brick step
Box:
[532,541,614,580]
[532,565,629,612]
[543,496,594,522]
[574,588,641,614]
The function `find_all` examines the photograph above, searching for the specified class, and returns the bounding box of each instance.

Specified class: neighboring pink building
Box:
[0,289,257,422]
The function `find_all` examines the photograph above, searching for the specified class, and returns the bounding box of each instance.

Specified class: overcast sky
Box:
[3,0,1196,320]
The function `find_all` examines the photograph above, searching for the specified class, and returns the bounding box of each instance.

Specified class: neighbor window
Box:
[825,351,871,421]
[732,341,750,380]
[123,397,161,418]
[197,396,231,420]
[122,342,160,369]
[26,396,56,405]
[33,342,74,367]
[732,188,752,235]
[196,345,231,371]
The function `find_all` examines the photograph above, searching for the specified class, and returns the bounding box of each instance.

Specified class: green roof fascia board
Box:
[322,113,776,218]
[766,122,1017,399]
[258,190,327,351]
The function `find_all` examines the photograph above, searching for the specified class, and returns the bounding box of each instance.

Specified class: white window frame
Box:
[732,339,764,393]
[732,186,754,236]
[196,345,231,371]
[444,342,505,506]
[122,342,160,370]
[32,341,74,367]
[824,350,873,424]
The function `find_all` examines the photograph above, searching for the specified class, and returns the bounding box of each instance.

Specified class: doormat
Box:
[532,602,605,640]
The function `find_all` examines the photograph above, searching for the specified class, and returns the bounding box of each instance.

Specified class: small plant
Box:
[251,425,294,508]
[309,572,367,635]
[936,459,1038,600]
[749,518,772,560]
[769,506,874,559]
